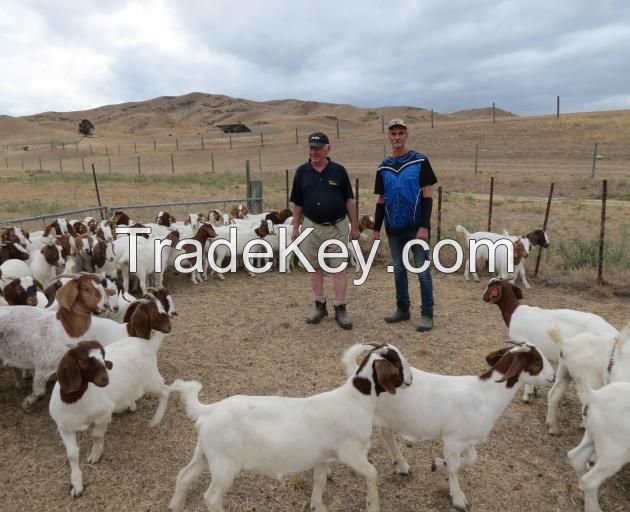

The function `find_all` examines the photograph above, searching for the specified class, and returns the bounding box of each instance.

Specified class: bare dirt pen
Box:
[1,268,628,512]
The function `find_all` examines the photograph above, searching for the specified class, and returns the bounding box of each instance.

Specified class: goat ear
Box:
[496,354,527,386]
[373,358,399,395]
[56,279,80,309]
[129,303,151,339]
[511,284,523,300]
[485,347,510,367]
[57,352,82,393]
[123,301,141,323]
[105,359,113,370]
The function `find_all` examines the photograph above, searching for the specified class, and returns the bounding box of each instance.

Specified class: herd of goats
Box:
[0,205,628,512]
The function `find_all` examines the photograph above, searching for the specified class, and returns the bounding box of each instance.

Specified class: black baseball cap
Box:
[308,132,330,147]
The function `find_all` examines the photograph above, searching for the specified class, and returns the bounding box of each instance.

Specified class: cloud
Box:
[1,0,629,115]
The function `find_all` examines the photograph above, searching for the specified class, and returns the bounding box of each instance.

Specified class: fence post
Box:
[75,143,78,153]
[108,157,112,174]
[355,178,360,219]
[81,156,85,173]
[258,149,262,172]
[39,156,42,171]
[153,139,156,152]
[534,182,554,277]
[336,118,340,139]
[285,169,290,209]
[295,128,299,144]
[381,115,384,133]
[260,133,264,147]
[134,142,137,153]
[118,144,121,155]
[91,164,104,220]
[591,142,598,178]
[21,156,24,170]
[474,144,479,174]
[211,152,215,173]
[201,138,205,151]
[487,176,494,231]
[5,157,8,169]
[176,139,179,151]
[229,135,232,149]
[492,102,496,124]
[62,142,65,152]
[170,154,175,174]
[137,155,141,175]
[431,109,434,128]
[598,180,607,285]
[106,146,109,157]
[437,186,443,242]
[557,96,560,118]
[59,158,63,173]
[245,160,251,211]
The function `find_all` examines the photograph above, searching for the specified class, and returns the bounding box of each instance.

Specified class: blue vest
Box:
[378,151,426,232]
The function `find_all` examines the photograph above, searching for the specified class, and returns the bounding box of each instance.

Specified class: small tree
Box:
[78,119,95,136]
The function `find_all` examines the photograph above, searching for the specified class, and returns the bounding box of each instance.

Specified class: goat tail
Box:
[547,328,563,347]
[342,344,371,378]
[455,225,470,238]
[167,379,210,421]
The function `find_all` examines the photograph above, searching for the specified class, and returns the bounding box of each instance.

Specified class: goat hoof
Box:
[547,425,561,436]
[70,485,84,497]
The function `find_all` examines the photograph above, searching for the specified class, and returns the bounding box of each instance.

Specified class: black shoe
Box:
[384,307,411,323]
[334,304,353,330]
[306,301,328,324]
[416,316,433,332]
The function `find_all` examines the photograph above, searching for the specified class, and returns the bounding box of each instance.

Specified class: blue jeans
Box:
[387,231,434,318]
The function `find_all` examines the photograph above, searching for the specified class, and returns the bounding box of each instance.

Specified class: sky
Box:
[2,0,630,117]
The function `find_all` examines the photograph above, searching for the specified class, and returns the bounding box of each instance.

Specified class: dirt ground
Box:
[1,266,628,512]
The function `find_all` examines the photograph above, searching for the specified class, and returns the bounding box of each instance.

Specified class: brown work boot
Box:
[306,300,328,324]
[334,304,353,330]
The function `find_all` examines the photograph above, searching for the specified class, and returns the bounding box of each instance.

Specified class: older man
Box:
[290,132,359,330]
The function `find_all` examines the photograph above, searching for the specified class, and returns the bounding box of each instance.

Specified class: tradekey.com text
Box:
[116,226,519,286]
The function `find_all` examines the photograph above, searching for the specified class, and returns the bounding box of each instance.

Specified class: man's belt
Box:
[319,217,346,226]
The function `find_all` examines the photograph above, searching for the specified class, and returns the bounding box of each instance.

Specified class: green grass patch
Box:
[557,239,630,269]
[3,199,68,215]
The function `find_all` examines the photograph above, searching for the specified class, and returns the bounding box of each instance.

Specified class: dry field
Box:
[1,100,630,511]
[1,267,629,512]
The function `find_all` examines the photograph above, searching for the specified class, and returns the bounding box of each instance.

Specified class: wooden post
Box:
[108,158,112,174]
[105,146,109,157]
[355,178,360,219]
[91,164,104,220]
[62,142,65,152]
[5,157,8,169]
[431,109,434,128]
[118,144,121,155]
[557,96,560,118]
[381,115,384,133]
[137,155,141,175]
[81,156,85,173]
[591,142,598,178]
[437,186,443,242]
[534,182,554,277]
[170,154,175,174]
[598,180,607,285]
[245,160,251,211]
[229,135,232,149]
[295,128,299,144]
[336,118,340,139]
[211,152,215,173]
[474,144,479,174]
[21,156,24,170]
[176,138,179,151]
[258,149,262,172]
[488,177,494,232]
[75,143,79,153]
[59,157,63,173]
[201,138,205,151]
[39,156,42,171]
[134,142,137,153]
[260,133,264,147]
[285,169,290,209]
[492,102,496,124]
[153,139,157,151]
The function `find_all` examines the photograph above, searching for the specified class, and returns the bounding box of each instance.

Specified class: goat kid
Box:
[167,343,412,512]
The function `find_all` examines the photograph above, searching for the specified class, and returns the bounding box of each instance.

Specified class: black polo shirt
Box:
[290,159,354,224]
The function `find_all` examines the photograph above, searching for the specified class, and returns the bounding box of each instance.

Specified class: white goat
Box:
[29,242,66,287]
[49,334,171,497]
[483,278,618,434]
[166,343,412,512]
[345,342,555,512]
[0,274,110,408]
[567,381,630,512]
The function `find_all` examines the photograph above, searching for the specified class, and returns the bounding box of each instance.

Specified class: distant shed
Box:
[216,123,251,133]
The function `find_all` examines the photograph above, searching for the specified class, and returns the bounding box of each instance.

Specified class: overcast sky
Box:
[2,0,629,117]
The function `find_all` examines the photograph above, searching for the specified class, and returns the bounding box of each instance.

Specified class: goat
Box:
[0,276,42,306]
[43,218,77,237]
[567,381,630,512]
[0,274,110,408]
[29,242,66,288]
[345,342,554,512]
[49,333,171,497]
[166,343,412,512]
[156,211,176,227]
[483,278,618,434]
[0,240,31,264]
